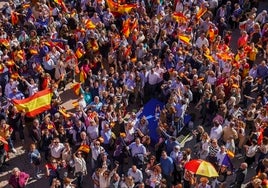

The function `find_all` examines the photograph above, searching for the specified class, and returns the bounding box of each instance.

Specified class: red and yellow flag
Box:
[122,19,131,37]
[11,12,19,25]
[78,144,90,153]
[0,39,10,47]
[75,47,85,59]
[173,12,188,23]
[29,49,38,55]
[12,89,52,117]
[204,54,216,63]
[84,19,96,30]
[178,34,191,46]
[58,107,71,118]
[72,83,81,96]
[196,6,207,20]
[106,0,137,14]
[79,69,87,83]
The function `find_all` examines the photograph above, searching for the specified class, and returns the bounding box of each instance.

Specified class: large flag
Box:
[222,154,233,170]
[122,19,131,37]
[12,89,52,117]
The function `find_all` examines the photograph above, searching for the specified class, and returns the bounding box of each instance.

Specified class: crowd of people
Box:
[0,0,268,187]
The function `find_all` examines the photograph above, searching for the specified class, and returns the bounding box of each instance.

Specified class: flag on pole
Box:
[222,154,233,170]
[122,19,131,37]
[79,69,87,83]
[0,39,10,47]
[58,107,71,118]
[72,83,81,96]
[196,6,207,20]
[12,89,52,117]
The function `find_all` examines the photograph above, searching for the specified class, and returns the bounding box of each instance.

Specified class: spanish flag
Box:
[54,0,68,12]
[173,12,188,23]
[6,60,15,67]
[11,11,19,25]
[72,101,79,108]
[10,72,20,80]
[78,144,90,153]
[29,49,38,55]
[122,19,131,37]
[58,107,71,118]
[75,47,85,59]
[84,19,96,30]
[79,69,87,83]
[0,39,10,47]
[178,34,191,46]
[106,0,137,14]
[12,89,53,117]
[72,83,81,96]
[204,54,216,63]
[196,6,207,20]
[22,3,31,9]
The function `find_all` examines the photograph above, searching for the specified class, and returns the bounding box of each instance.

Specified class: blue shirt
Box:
[160,156,174,175]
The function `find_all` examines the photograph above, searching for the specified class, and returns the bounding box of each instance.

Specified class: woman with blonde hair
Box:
[199,132,210,160]
[9,167,30,188]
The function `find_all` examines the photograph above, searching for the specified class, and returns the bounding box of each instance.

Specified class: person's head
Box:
[76,151,83,158]
[131,165,137,172]
[200,177,209,185]
[152,165,162,174]
[53,138,60,145]
[174,145,180,152]
[12,167,20,176]
[30,143,36,151]
[161,151,168,159]
[135,138,141,145]
[240,162,248,170]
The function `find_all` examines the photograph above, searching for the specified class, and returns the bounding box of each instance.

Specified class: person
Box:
[73,151,87,188]
[45,159,60,186]
[231,162,248,188]
[49,137,65,161]
[145,165,162,188]
[127,165,143,185]
[160,151,174,188]
[196,177,211,188]
[8,167,30,188]
[28,143,42,179]
[99,163,119,188]
[127,138,147,169]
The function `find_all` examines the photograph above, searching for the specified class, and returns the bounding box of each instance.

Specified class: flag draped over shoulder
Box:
[12,89,52,117]
[106,0,137,15]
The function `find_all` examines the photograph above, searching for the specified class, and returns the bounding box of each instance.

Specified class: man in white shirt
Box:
[49,138,64,160]
[195,33,209,49]
[210,120,223,140]
[127,165,143,184]
[216,145,227,165]
[5,78,19,97]
[90,139,105,170]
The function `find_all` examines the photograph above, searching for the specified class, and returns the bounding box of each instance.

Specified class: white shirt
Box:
[90,143,105,161]
[87,125,99,140]
[50,143,64,159]
[147,72,160,85]
[216,151,226,165]
[210,125,223,140]
[195,37,209,49]
[74,156,87,174]
[127,168,143,183]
